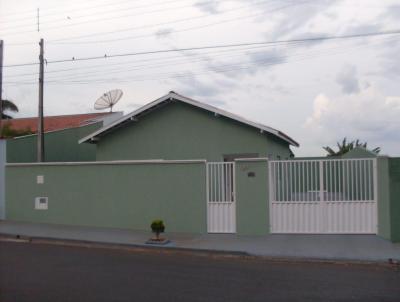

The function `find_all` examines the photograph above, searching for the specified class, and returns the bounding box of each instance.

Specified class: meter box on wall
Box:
[35,197,48,210]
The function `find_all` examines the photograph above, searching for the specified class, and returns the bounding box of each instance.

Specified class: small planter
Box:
[146,220,170,245]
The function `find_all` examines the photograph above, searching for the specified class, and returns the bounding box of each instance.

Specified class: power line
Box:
[3,34,396,86]
[0,0,149,23]
[47,1,303,45]
[8,44,304,81]
[0,0,265,36]
[4,0,278,46]
[4,28,400,68]
[2,39,384,86]
[43,35,394,83]
[4,44,283,78]
[45,0,282,44]
[0,0,203,33]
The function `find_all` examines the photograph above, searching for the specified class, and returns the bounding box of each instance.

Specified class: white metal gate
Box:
[207,162,236,233]
[269,158,377,234]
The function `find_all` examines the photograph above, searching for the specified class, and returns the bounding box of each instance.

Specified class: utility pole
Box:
[37,39,45,162]
[0,40,3,137]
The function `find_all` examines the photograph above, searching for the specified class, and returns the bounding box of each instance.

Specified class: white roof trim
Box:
[79,92,299,147]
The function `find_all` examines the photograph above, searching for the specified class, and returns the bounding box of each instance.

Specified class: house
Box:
[80,91,299,161]
[341,146,378,158]
[3,112,122,163]
[3,92,400,242]
[1,112,120,137]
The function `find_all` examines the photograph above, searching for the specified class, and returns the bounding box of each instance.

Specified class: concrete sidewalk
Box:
[1,220,399,262]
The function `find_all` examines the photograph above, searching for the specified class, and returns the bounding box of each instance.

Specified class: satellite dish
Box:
[94,89,123,112]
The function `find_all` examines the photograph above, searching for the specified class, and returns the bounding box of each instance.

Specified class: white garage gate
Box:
[269,158,377,234]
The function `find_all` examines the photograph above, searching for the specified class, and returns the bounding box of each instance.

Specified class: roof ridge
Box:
[169,91,281,134]
[79,92,299,146]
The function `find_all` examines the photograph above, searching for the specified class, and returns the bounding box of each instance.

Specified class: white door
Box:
[207,162,236,233]
[269,159,377,234]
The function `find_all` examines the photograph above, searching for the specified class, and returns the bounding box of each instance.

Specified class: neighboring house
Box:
[4,112,122,163]
[80,91,299,161]
[1,112,120,136]
[341,146,379,158]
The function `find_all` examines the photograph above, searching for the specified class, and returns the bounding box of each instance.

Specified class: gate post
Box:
[319,160,324,202]
[319,160,326,232]
[373,158,378,234]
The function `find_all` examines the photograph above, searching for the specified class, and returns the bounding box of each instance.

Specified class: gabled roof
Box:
[1,112,117,134]
[342,146,378,158]
[79,92,299,147]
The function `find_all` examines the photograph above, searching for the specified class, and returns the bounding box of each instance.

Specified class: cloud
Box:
[194,0,220,14]
[305,87,400,152]
[200,48,288,80]
[154,28,174,39]
[172,73,224,99]
[335,65,360,94]
[247,49,287,66]
[265,1,337,40]
[384,4,400,20]
[378,39,400,78]
[341,23,383,36]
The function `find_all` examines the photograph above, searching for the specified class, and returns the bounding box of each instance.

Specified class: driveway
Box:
[0,240,399,302]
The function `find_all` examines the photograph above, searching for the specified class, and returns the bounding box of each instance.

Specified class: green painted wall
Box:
[236,160,269,235]
[6,162,207,234]
[96,102,291,162]
[377,157,391,240]
[389,158,400,242]
[6,123,101,163]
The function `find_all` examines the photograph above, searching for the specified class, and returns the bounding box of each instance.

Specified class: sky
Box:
[0,0,399,156]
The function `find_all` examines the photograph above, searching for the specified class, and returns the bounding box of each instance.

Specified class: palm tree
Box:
[323,137,380,157]
[1,99,19,119]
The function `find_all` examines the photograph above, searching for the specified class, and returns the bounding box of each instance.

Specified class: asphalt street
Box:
[0,240,399,302]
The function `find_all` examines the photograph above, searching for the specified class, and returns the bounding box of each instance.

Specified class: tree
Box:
[1,99,19,119]
[0,124,33,138]
[323,137,380,157]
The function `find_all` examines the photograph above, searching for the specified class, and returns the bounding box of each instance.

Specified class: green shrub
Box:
[150,220,165,239]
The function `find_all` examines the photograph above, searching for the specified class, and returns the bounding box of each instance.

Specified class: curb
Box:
[0,233,250,258]
[1,233,397,268]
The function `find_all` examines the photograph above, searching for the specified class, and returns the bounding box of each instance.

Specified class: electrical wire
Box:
[0,0,159,23]
[3,34,396,86]
[4,44,289,78]
[0,0,274,37]
[4,28,400,68]
[48,1,305,45]
[0,0,207,33]
[44,35,393,83]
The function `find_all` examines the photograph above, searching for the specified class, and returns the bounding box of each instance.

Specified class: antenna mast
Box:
[37,8,40,32]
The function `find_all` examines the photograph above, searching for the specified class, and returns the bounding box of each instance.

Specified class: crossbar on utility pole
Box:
[37,39,45,162]
[0,40,4,137]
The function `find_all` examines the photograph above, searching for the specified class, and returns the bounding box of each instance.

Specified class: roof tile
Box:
[1,112,113,134]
